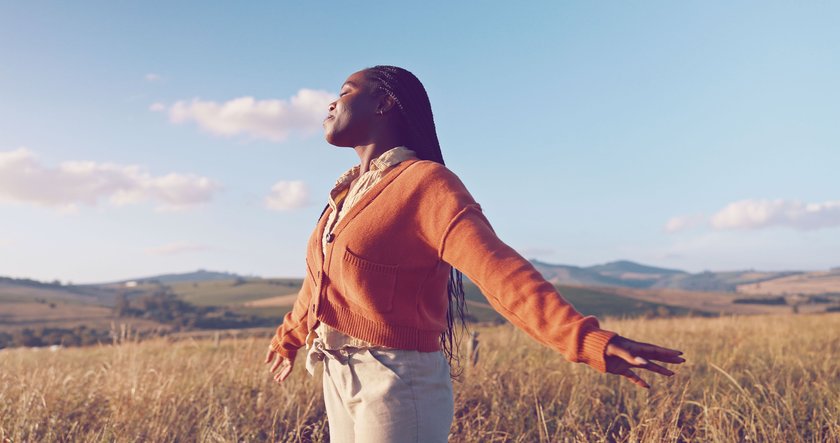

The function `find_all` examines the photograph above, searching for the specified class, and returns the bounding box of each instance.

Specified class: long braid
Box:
[363,66,444,165]
[364,65,469,379]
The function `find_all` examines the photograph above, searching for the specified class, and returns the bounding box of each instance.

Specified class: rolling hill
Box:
[3,260,839,349]
[529,260,631,287]
[98,269,252,286]
[530,260,816,293]
[735,269,840,296]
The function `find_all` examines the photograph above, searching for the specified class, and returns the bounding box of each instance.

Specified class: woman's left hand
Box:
[265,346,295,385]
[604,335,685,389]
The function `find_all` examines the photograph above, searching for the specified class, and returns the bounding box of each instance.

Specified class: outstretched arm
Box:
[439,204,684,386]
[265,268,316,384]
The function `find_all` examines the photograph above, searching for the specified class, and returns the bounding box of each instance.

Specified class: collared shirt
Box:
[305,145,418,352]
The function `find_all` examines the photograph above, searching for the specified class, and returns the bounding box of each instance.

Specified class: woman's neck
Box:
[353,143,401,175]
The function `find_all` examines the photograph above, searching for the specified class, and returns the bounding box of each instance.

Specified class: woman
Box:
[265,65,685,442]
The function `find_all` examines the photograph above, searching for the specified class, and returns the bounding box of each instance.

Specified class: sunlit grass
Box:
[1,314,838,442]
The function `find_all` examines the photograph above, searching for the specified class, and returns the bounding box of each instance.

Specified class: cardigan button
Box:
[326,233,335,243]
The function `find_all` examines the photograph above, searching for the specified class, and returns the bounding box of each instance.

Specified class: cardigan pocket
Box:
[340,246,398,313]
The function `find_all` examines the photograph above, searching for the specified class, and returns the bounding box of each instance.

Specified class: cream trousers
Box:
[306,339,454,442]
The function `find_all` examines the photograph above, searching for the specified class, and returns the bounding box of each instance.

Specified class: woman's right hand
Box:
[265,346,294,385]
[604,335,685,389]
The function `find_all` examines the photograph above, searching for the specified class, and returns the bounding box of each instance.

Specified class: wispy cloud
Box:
[264,180,308,211]
[145,242,210,256]
[664,214,706,233]
[0,147,221,212]
[152,89,335,142]
[710,199,840,231]
[666,198,840,233]
[145,73,162,82]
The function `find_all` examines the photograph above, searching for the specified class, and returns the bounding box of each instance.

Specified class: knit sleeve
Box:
[439,204,617,373]
[269,269,315,361]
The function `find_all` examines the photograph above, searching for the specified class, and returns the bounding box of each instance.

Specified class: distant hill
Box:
[650,270,799,292]
[460,281,697,322]
[528,260,806,292]
[531,259,690,289]
[586,260,686,276]
[735,269,840,296]
[4,261,838,349]
[0,277,116,305]
[529,260,634,287]
[98,269,251,286]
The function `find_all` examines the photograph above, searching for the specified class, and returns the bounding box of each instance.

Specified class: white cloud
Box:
[159,88,335,142]
[145,73,162,82]
[264,180,308,211]
[667,199,840,233]
[664,214,706,233]
[0,147,221,212]
[710,199,840,231]
[149,102,166,112]
[145,242,210,256]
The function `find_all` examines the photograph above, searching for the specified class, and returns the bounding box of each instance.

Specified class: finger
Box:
[278,363,294,382]
[610,344,644,367]
[273,365,292,384]
[636,341,683,358]
[641,361,675,377]
[653,354,687,364]
[270,355,285,373]
[265,348,274,364]
[621,368,650,389]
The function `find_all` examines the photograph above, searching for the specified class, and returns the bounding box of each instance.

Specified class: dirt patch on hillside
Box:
[242,294,300,308]
[737,271,840,295]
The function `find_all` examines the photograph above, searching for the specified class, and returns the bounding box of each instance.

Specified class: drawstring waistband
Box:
[305,336,365,376]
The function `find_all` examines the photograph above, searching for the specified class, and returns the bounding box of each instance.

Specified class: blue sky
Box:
[1,2,838,283]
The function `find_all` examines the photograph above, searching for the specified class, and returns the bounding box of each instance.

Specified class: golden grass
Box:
[1,314,838,442]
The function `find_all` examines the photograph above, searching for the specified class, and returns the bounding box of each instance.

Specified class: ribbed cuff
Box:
[579,328,618,373]
[269,334,297,362]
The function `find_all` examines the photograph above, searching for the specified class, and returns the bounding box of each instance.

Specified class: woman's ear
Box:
[376,93,397,115]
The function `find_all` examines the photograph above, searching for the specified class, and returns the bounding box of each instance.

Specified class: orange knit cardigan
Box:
[270,159,617,373]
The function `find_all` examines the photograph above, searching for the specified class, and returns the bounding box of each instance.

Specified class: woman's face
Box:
[323,70,380,147]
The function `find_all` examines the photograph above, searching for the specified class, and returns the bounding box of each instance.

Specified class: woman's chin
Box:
[324,133,355,148]
[324,139,350,148]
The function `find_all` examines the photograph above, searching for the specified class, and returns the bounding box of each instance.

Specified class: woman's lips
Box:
[323,115,334,124]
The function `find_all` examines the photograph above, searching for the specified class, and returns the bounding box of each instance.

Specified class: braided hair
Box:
[363,65,468,378]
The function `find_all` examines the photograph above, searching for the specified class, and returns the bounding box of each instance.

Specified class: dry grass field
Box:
[1,314,838,442]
